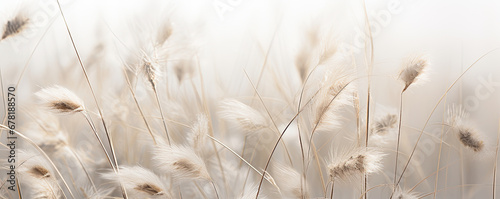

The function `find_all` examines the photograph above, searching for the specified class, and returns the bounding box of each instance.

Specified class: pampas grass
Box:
[1,1,499,199]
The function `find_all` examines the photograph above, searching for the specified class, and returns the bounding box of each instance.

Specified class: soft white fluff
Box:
[327,147,384,182]
[311,66,354,132]
[393,188,419,199]
[273,163,309,198]
[35,85,85,114]
[102,166,170,198]
[398,54,429,92]
[447,105,485,152]
[219,99,269,132]
[17,151,61,199]
[152,144,211,181]
[188,113,209,154]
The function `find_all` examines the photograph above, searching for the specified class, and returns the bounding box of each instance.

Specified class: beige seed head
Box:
[135,183,164,196]
[393,187,419,199]
[399,55,428,92]
[153,144,211,181]
[156,22,173,46]
[2,14,29,40]
[142,56,161,88]
[457,126,484,152]
[372,114,398,136]
[102,166,170,198]
[35,86,85,114]
[447,105,485,152]
[219,99,268,133]
[28,165,51,178]
[327,148,383,181]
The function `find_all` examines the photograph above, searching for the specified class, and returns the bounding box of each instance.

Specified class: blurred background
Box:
[0,0,500,198]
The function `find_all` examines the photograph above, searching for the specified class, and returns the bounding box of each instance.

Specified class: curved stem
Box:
[392,48,499,198]
[55,1,126,197]
[211,181,220,199]
[393,91,404,192]
[0,125,75,199]
[152,85,171,145]
[330,180,335,199]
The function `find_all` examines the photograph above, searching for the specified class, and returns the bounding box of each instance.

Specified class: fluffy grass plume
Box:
[399,54,429,92]
[35,85,85,114]
[272,163,309,198]
[219,99,269,132]
[152,144,211,181]
[2,13,28,40]
[327,147,384,182]
[393,188,419,199]
[371,114,398,136]
[102,166,170,198]
[447,105,485,152]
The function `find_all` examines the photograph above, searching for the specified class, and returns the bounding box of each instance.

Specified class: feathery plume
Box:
[2,14,28,40]
[35,85,85,114]
[28,165,51,179]
[37,132,68,155]
[273,163,308,198]
[447,105,485,152]
[25,113,69,156]
[18,151,54,180]
[18,151,61,199]
[312,67,354,131]
[370,113,398,146]
[398,54,429,92]
[173,59,195,83]
[456,126,484,152]
[447,104,468,127]
[102,166,170,198]
[189,114,209,153]
[295,26,320,81]
[152,144,211,181]
[327,148,383,182]
[135,184,164,196]
[219,99,268,132]
[142,54,162,88]
[371,114,398,136]
[155,21,173,47]
[393,188,419,199]
[238,185,267,199]
[140,49,172,144]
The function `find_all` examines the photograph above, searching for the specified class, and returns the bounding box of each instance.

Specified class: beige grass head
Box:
[398,54,429,92]
[327,147,384,182]
[2,13,29,40]
[35,85,85,114]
